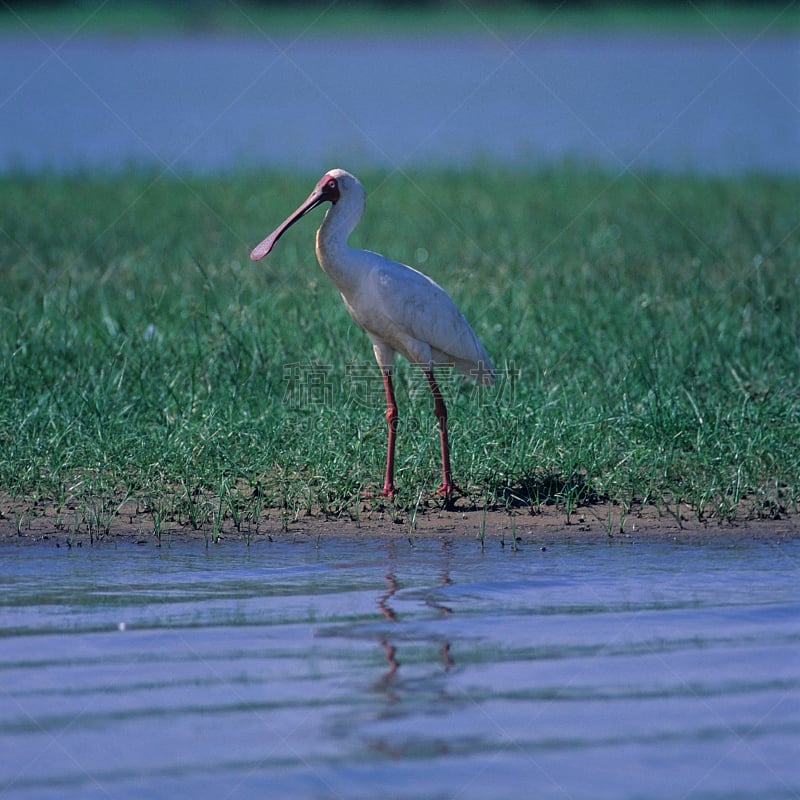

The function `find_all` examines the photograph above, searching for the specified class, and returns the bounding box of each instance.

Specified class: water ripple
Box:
[1,538,798,800]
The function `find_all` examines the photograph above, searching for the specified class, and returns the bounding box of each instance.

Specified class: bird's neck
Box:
[315,201,363,290]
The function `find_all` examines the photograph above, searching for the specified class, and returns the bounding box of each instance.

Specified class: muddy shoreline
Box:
[2,498,797,547]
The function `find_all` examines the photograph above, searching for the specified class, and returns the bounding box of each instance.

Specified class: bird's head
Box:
[250,169,362,261]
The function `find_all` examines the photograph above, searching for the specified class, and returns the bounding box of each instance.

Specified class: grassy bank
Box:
[1,166,798,536]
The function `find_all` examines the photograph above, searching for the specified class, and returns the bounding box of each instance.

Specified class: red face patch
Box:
[319,174,340,202]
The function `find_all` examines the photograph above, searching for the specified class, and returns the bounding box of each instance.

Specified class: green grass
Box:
[2,1,798,36]
[1,165,799,532]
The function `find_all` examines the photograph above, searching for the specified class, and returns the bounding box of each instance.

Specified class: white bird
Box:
[250,169,494,501]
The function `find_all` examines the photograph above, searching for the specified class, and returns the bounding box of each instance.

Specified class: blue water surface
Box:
[1,535,798,799]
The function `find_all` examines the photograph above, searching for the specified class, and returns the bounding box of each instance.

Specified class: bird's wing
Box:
[354,256,494,379]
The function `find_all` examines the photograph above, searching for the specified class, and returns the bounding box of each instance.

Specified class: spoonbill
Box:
[250,169,494,500]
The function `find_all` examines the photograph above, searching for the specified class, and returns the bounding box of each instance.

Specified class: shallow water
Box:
[1,535,798,799]
[2,33,798,174]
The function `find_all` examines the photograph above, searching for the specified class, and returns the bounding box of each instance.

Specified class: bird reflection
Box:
[375,568,453,685]
[380,638,400,685]
[441,641,454,671]
[378,571,398,621]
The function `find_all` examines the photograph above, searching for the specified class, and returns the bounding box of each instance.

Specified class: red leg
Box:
[381,368,399,498]
[424,369,457,499]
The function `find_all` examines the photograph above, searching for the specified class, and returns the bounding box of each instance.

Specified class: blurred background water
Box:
[1,28,797,174]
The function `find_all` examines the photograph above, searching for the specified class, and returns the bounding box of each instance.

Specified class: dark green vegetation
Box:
[1,167,798,533]
[2,2,798,35]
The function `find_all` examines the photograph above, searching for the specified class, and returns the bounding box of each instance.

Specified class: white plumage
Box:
[251,168,494,499]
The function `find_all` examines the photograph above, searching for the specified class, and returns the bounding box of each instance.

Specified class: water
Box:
[1,32,798,174]
[1,535,798,799]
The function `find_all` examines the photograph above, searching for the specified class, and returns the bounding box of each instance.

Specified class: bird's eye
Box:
[327,179,337,190]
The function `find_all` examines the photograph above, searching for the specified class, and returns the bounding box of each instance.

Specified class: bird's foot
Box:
[359,485,397,501]
[433,483,462,508]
